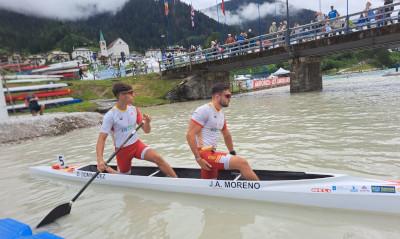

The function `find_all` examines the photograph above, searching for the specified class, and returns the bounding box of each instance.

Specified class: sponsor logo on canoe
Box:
[76,171,106,180]
[359,185,370,193]
[209,180,261,190]
[350,186,358,193]
[311,188,331,193]
[371,186,396,194]
[332,185,370,193]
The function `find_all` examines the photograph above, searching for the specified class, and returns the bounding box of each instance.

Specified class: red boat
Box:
[5,89,72,103]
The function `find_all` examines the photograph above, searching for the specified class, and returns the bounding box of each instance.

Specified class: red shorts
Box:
[199,149,232,179]
[116,139,149,173]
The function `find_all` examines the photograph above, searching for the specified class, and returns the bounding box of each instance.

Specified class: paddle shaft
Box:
[70,123,143,203]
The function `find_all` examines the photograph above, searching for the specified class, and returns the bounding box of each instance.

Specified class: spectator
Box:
[364,1,376,28]
[357,12,368,30]
[225,34,235,44]
[376,6,385,26]
[324,21,332,37]
[269,22,277,34]
[315,12,325,33]
[384,0,394,25]
[78,67,84,80]
[235,33,246,54]
[247,29,256,49]
[247,28,255,39]
[328,5,340,20]
[25,94,45,116]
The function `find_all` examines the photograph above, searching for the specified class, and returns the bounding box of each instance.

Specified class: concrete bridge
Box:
[163,3,400,99]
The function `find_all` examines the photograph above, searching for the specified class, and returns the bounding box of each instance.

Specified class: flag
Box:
[191,4,195,28]
[164,0,169,16]
[221,0,225,16]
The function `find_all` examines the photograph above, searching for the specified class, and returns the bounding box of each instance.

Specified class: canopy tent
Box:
[234,75,251,81]
[272,68,290,76]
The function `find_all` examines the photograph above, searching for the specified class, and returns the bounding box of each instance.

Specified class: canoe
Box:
[4,75,62,80]
[5,78,61,84]
[45,68,79,75]
[4,83,68,93]
[30,165,400,214]
[5,89,72,103]
[31,61,80,74]
[7,97,81,111]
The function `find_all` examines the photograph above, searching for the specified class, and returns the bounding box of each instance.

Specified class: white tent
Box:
[234,75,251,81]
[272,67,290,76]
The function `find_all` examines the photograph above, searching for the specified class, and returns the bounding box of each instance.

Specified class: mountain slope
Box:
[0,0,236,54]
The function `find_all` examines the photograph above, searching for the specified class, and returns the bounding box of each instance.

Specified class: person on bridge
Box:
[384,0,394,25]
[96,82,177,177]
[225,34,235,44]
[186,83,259,181]
[328,5,340,20]
[269,22,277,34]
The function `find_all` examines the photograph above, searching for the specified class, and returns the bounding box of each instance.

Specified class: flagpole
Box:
[258,0,261,36]
[319,0,321,13]
[216,0,220,24]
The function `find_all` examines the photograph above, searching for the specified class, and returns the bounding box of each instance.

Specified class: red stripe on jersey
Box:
[191,119,204,128]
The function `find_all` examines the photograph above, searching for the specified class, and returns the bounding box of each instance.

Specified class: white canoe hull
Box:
[30,166,400,214]
[5,83,68,93]
[4,75,62,80]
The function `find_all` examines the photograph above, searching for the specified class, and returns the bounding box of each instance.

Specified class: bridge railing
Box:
[160,2,400,71]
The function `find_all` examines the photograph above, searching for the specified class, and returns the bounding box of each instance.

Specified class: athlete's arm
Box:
[186,120,212,170]
[96,132,108,172]
[142,114,151,133]
[221,127,234,152]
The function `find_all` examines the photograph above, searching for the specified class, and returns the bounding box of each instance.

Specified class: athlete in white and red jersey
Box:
[186,83,259,180]
[96,83,177,177]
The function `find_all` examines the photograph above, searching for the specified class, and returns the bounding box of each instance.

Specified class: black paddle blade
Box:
[36,202,71,228]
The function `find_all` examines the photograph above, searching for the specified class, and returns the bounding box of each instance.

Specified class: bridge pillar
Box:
[289,56,322,93]
[166,70,230,101]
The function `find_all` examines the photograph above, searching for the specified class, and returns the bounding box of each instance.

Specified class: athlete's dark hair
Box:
[211,83,230,95]
[112,82,133,97]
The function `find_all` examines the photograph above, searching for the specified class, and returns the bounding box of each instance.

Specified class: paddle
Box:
[36,122,144,228]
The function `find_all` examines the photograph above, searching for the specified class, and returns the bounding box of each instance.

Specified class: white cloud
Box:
[187,0,390,25]
[202,1,296,25]
[0,0,130,20]
[0,0,393,21]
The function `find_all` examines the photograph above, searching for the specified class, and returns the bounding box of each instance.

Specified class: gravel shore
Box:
[0,112,103,144]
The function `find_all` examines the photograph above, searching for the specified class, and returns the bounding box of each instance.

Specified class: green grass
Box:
[46,73,181,112]
[45,101,98,113]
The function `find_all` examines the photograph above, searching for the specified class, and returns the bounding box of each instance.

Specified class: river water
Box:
[1,70,399,238]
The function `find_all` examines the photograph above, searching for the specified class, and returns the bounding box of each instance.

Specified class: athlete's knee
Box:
[146,152,164,165]
[230,156,250,170]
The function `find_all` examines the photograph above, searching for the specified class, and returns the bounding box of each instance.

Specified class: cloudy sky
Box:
[0,0,392,21]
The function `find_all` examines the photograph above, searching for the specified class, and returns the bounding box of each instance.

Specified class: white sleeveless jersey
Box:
[100,105,143,148]
[191,103,227,148]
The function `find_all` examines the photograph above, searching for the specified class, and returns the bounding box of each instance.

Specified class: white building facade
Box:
[145,49,162,61]
[72,48,93,63]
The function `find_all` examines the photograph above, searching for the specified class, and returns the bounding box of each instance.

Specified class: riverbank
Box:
[0,112,102,144]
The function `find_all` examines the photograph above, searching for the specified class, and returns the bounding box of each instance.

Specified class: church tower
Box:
[99,31,108,57]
